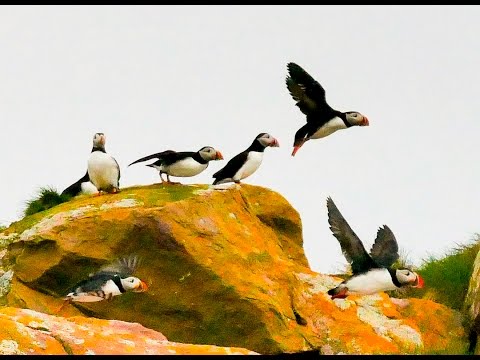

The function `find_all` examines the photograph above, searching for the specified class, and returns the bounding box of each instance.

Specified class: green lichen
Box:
[247,251,273,265]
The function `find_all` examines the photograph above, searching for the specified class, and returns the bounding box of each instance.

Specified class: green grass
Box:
[393,235,480,310]
[23,186,72,217]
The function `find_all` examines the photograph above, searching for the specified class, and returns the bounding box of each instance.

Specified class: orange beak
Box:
[361,117,369,126]
[270,138,280,147]
[215,151,224,160]
[135,280,149,292]
[292,145,301,157]
[292,138,306,157]
[413,274,424,288]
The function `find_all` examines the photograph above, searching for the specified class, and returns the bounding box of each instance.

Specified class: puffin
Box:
[326,197,424,299]
[285,62,369,156]
[61,171,98,198]
[128,146,223,184]
[87,133,121,194]
[212,133,279,185]
[61,255,148,307]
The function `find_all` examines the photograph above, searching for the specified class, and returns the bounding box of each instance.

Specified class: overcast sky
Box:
[1,5,479,273]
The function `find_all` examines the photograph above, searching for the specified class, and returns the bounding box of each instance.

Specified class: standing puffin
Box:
[212,133,279,185]
[128,146,224,184]
[286,62,369,156]
[326,197,424,299]
[61,171,98,198]
[61,255,148,306]
[87,133,121,194]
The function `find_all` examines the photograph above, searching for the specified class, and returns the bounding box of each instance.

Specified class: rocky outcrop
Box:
[0,183,470,354]
[0,307,257,355]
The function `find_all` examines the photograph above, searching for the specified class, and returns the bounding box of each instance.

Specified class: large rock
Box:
[0,307,257,355]
[0,183,469,354]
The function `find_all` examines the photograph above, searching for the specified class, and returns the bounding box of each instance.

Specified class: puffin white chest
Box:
[164,157,208,177]
[88,151,119,190]
[67,279,122,303]
[345,268,397,294]
[310,116,347,139]
[234,151,263,181]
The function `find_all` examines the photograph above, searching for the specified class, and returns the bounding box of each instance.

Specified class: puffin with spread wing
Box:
[326,197,424,299]
[286,62,369,156]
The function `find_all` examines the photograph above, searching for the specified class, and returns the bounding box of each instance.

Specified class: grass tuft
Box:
[23,186,72,217]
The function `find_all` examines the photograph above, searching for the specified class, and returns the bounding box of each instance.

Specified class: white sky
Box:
[1,5,479,273]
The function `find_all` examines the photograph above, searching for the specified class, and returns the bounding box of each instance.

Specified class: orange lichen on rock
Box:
[0,307,258,355]
[397,298,467,354]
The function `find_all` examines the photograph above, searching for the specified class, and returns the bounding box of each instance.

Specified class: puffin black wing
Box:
[68,272,117,294]
[96,255,140,277]
[61,171,90,197]
[128,150,177,167]
[286,62,334,119]
[369,225,399,268]
[113,157,121,182]
[326,197,378,274]
[212,151,249,184]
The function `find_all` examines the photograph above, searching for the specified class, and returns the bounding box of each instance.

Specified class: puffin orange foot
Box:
[330,288,348,300]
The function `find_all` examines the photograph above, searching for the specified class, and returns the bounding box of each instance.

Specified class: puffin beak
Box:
[292,138,305,157]
[215,151,224,160]
[270,138,280,147]
[135,280,149,292]
[361,117,369,126]
[413,274,424,288]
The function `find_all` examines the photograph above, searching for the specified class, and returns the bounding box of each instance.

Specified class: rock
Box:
[0,183,470,354]
[0,307,258,355]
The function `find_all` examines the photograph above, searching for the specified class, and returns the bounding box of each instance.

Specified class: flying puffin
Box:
[285,62,369,156]
[212,133,279,185]
[87,133,121,194]
[326,197,424,299]
[61,171,98,198]
[128,146,224,184]
[61,255,148,307]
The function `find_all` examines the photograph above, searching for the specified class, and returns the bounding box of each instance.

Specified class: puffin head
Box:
[346,111,369,127]
[122,276,149,293]
[198,146,224,161]
[256,133,280,148]
[396,269,424,288]
[93,132,106,148]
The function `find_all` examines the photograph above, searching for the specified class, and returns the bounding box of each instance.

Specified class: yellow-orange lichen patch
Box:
[397,299,467,354]
[0,307,258,355]
[0,310,67,354]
